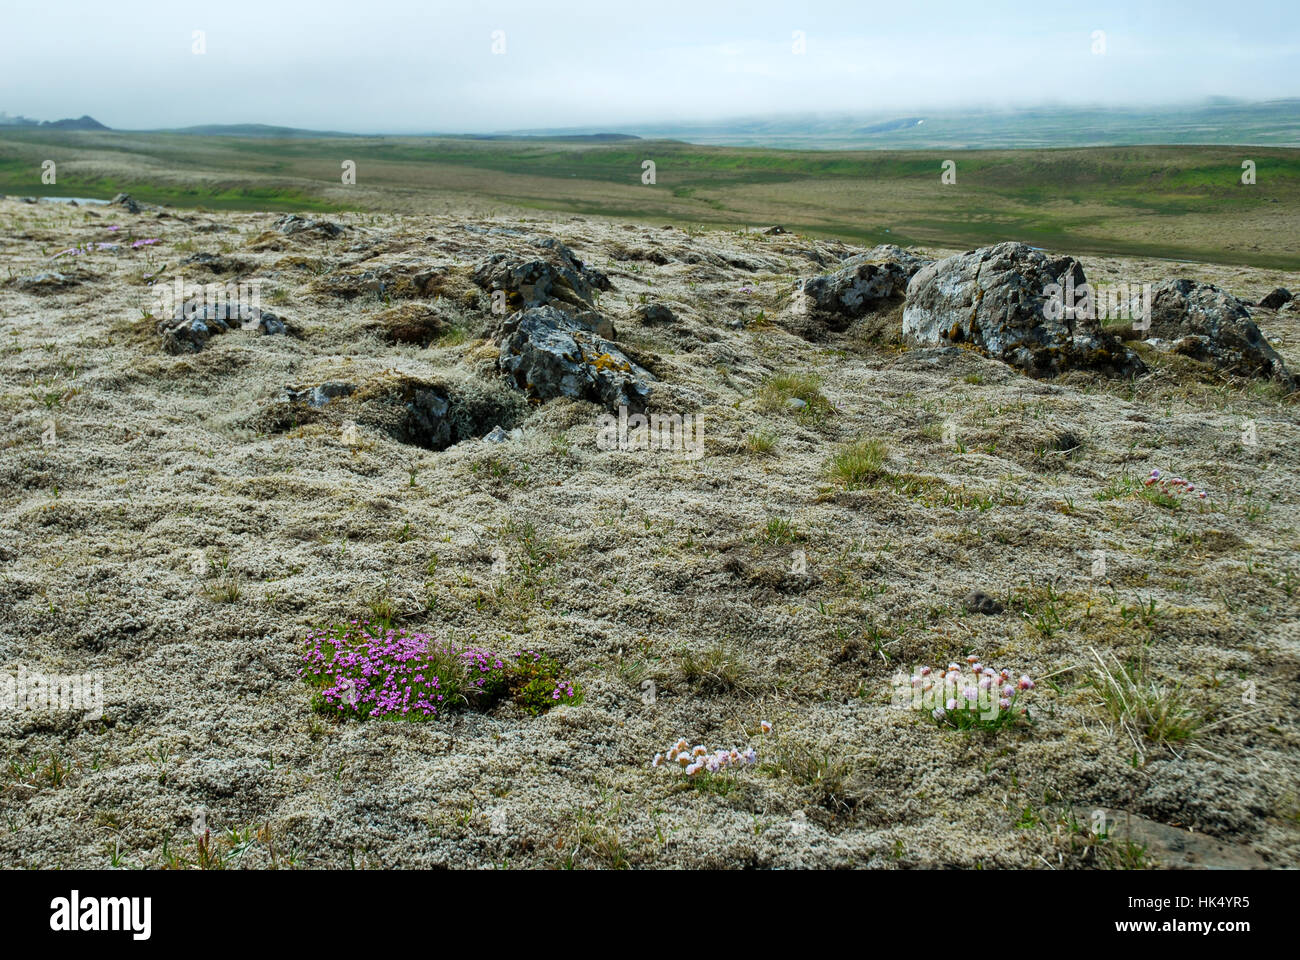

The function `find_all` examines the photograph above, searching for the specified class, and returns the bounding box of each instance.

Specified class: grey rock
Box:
[1147,279,1293,386]
[157,304,286,354]
[1258,287,1292,309]
[111,193,140,214]
[473,238,611,313]
[786,397,808,412]
[497,305,654,413]
[13,271,77,291]
[284,381,355,408]
[484,425,509,443]
[633,303,678,327]
[964,590,1004,615]
[903,242,1145,379]
[796,244,929,330]
[400,387,455,450]
[274,214,343,238]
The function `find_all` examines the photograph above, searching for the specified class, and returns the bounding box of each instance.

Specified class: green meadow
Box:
[2,128,1297,268]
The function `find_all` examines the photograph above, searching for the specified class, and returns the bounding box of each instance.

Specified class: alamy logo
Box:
[1042,277,1152,332]
[1,665,103,721]
[152,278,262,327]
[596,406,704,460]
[50,891,151,940]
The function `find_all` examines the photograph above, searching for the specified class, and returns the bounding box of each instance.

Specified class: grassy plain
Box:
[2,129,1297,269]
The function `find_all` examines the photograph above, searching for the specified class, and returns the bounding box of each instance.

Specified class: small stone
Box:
[964,590,1004,615]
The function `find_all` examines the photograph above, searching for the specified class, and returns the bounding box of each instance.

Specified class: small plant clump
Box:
[301,622,580,721]
[508,650,583,715]
[1144,468,1207,502]
[652,738,758,776]
[911,655,1035,730]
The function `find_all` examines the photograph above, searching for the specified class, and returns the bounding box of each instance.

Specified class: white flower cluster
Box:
[652,737,758,776]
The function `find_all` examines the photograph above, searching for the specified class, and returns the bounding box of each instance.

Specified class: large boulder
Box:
[497,305,653,413]
[1258,288,1292,310]
[794,244,928,331]
[1147,280,1293,386]
[902,242,1144,378]
[473,237,611,313]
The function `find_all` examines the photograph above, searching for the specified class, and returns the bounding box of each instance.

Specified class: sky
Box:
[1,0,1298,133]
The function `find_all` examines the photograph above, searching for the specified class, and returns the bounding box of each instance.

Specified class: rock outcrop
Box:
[274,214,344,238]
[902,242,1144,379]
[473,237,611,313]
[1146,280,1292,386]
[497,305,653,413]
[794,244,928,331]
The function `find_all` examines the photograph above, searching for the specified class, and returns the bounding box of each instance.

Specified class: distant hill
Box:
[157,123,362,138]
[505,99,1300,149]
[0,113,109,130]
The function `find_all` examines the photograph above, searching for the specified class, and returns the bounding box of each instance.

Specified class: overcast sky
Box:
[2,0,1297,133]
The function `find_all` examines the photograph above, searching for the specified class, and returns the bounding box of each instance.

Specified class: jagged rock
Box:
[111,193,140,213]
[283,382,355,408]
[275,214,343,238]
[1257,287,1292,309]
[157,304,286,354]
[903,242,1145,379]
[473,237,611,313]
[497,305,653,413]
[794,244,930,332]
[1147,279,1292,386]
[764,225,789,235]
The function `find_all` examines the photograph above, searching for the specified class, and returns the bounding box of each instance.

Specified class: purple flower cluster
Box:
[300,621,502,720]
[652,738,758,776]
[53,242,119,258]
[301,625,582,721]
[1145,469,1207,500]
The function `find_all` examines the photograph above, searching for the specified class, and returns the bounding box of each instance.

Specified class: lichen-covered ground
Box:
[1,197,1297,868]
